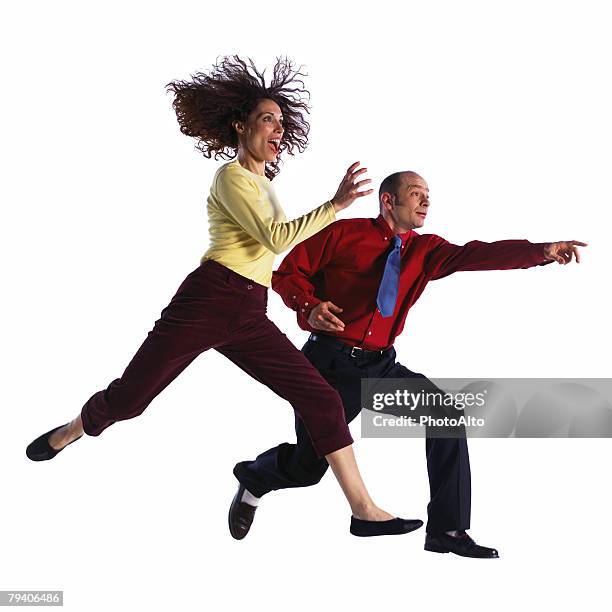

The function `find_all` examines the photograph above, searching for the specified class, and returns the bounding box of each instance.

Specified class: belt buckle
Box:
[350,346,364,358]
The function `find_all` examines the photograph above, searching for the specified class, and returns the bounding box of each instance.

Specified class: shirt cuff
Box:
[535,242,555,266]
[289,293,321,319]
[324,200,336,223]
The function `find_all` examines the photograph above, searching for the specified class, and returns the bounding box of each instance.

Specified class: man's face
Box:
[382,173,430,231]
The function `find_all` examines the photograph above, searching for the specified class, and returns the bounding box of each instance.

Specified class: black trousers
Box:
[234,338,472,534]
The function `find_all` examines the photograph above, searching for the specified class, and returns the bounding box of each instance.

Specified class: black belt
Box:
[308,333,387,359]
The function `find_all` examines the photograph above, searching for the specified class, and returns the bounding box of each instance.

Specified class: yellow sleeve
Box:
[214,167,336,255]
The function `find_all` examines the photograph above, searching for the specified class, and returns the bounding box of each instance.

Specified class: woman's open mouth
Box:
[268,138,280,155]
[268,139,280,154]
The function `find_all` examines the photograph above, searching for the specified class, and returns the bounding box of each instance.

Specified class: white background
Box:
[2,1,610,610]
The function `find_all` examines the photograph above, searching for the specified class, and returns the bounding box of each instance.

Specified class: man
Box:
[228,171,586,557]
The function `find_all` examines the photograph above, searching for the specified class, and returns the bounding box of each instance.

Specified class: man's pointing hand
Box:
[543,240,588,265]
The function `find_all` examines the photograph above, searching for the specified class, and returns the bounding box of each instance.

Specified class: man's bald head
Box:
[378,170,430,232]
[379,171,425,212]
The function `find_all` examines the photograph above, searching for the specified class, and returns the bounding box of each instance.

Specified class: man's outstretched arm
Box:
[424,236,588,280]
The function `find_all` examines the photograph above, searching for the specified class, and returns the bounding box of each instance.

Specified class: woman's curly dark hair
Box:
[166,56,310,180]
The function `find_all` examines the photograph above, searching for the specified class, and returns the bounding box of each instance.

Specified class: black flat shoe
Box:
[26,424,83,462]
[350,516,424,537]
[424,531,499,558]
[228,484,258,540]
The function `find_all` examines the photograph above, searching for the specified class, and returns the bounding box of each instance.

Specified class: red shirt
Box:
[271,215,551,351]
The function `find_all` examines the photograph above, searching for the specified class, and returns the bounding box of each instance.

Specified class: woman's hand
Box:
[331,162,373,213]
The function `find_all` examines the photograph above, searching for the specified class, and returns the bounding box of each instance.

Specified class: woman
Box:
[26,56,413,536]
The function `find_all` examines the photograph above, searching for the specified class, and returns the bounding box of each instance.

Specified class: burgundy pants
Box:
[80,260,353,457]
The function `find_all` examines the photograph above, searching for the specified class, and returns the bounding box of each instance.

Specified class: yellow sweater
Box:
[201,159,336,287]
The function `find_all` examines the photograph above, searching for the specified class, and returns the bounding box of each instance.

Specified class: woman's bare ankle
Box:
[48,416,84,450]
[70,415,84,436]
[352,503,395,521]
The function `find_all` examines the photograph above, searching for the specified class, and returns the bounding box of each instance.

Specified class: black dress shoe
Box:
[350,516,424,537]
[424,530,499,558]
[228,484,257,540]
[26,424,83,462]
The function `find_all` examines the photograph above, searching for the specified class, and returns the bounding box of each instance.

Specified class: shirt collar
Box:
[373,214,414,245]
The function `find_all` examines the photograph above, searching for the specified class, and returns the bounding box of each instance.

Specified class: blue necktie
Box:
[376,235,402,318]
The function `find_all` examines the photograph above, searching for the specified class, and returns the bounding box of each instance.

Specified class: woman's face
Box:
[234,98,284,164]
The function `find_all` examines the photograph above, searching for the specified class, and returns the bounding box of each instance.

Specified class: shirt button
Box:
[304,302,309,306]
[368,331,372,335]
[301,308,306,313]
[292,295,296,299]
[247,284,253,290]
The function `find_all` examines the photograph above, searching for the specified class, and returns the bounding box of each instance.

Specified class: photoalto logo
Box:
[360,378,612,438]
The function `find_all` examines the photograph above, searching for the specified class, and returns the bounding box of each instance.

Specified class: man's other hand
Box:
[308,301,345,332]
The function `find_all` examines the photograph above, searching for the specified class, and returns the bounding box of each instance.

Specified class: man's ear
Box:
[380,192,395,211]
